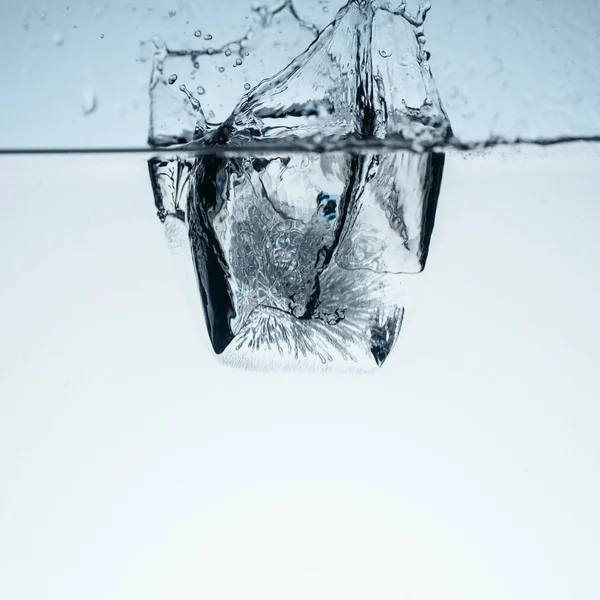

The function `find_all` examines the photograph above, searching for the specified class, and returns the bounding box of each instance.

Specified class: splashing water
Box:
[149,0,449,371]
[148,0,450,151]
[148,0,321,146]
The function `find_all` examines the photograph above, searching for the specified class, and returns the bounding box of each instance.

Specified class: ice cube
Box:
[149,0,450,371]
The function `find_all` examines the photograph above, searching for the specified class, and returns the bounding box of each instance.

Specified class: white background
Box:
[1,145,599,599]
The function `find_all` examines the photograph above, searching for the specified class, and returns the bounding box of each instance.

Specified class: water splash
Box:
[148,0,451,152]
[149,0,448,371]
[148,0,320,146]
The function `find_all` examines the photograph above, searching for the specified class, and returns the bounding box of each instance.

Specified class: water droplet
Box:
[196,86,206,95]
[225,49,232,57]
[378,49,391,58]
[100,33,105,39]
[194,30,202,37]
[168,74,178,85]
[244,51,250,57]
[53,33,65,47]
[179,84,202,111]
[203,33,213,41]
[206,48,215,55]
[235,58,243,66]
[218,66,225,73]
[82,88,98,115]
[244,82,251,90]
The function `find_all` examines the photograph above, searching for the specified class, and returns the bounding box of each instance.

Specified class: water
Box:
[4,0,600,373]
[2,145,599,377]
[1,144,600,600]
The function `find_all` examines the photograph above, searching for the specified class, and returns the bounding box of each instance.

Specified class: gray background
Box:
[1,0,599,148]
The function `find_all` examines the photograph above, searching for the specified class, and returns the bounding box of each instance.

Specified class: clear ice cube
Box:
[149,0,451,371]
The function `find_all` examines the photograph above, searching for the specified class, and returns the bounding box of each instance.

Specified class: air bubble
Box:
[168,74,178,84]
[194,30,202,37]
[138,40,152,62]
[244,83,251,90]
[218,66,225,73]
[225,49,232,57]
[196,86,206,95]
[152,35,165,49]
[82,88,98,115]
[203,33,213,41]
[235,58,243,66]
[378,49,391,58]
[398,51,412,66]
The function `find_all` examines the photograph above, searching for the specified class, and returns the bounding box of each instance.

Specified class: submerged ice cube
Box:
[149,0,451,371]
